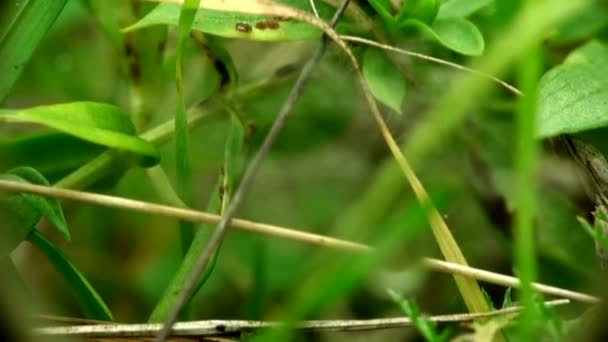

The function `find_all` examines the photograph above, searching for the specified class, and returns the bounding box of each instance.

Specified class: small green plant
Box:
[388,289,451,342]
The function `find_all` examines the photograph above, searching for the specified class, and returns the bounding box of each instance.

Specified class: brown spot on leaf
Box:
[235,22,252,33]
[266,20,279,29]
[255,21,268,30]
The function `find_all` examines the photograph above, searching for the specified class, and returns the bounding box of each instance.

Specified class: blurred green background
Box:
[3,0,608,340]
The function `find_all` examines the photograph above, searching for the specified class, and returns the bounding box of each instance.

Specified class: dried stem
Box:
[339,35,522,96]
[0,179,599,305]
[35,299,569,338]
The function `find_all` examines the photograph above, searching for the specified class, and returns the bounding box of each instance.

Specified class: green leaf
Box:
[7,167,69,240]
[367,0,395,23]
[0,102,160,166]
[0,167,69,255]
[174,0,200,255]
[363,48,407,114]
[388,289,447,342]
[536,41,608,138]
[429,18,485,56]
[123,3,327,41]
[27,230,113,321]
[0,132,104,182]
[149,113,246,322]
[437,0,493,19]
[0,175,40,256]
[224,113,245,191]
[0,0,69,102]
[395,0,439,25]
[401,17,485,55]
[548,4,608,45]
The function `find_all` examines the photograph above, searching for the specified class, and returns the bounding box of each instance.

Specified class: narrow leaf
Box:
[7,167,69,240]
[150,113,246,322]
[0,0,69,102]
[0,102,160,166]
[27,230,113,321]
[362,48,407,114]
[174,0,200,254]
[123,3,326,41]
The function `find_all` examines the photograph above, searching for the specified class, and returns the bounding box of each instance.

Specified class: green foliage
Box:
[0,132,103,182]
[0,167,68,255]
[437,0,493,19]
[425,17,485,56]
[0,0,69,102]
[2,0,608,340]
[388,289,450,342]
[27,230,114,321]
[123,1,340,41]
[0,102,160,166]
[537,41,608,138]
[363,48,407,114]
[577,211,608,253]
[395,0,439,25]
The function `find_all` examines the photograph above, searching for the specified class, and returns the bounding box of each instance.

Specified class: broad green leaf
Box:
[536,41,608,138]
[0,132,103,182]
[437,0,493,19]
[7,167,69,240]
[429,18,484,56]
[123,3,328,41]
[363,48,407,114]
[401,17,485,55]
[27,230,113,321]
[0,102,160,166]
[0,0,69,102]
[395,0,439,25]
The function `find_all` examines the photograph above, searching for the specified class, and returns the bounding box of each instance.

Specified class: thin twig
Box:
[423,259,599,304]
[309,0,320,18]
[0,180,600,305]
[154,2,352,341]
[0,179,369,252]
[35,299,569,338]
[340,35,523,96]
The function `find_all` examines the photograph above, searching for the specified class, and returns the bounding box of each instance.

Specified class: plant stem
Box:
[514,43,542,337]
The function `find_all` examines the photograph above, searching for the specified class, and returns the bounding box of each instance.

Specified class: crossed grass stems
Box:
[6,0,600,340]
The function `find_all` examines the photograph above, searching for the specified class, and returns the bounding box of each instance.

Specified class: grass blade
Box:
[27,229,113,321]
[174,0,200,254]
[0,0,69,102]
